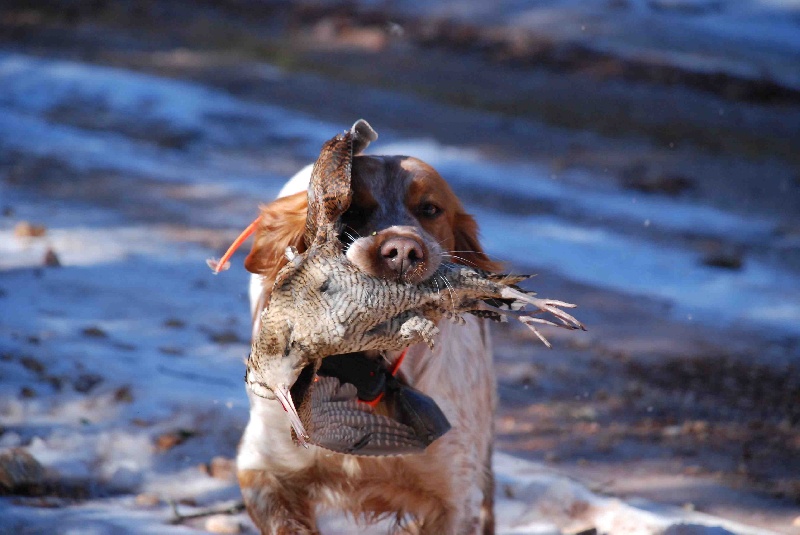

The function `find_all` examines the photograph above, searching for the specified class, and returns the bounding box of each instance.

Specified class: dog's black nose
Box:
[380,236,425,279]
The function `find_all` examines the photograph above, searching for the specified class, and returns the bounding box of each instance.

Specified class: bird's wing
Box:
[306,376,430,456]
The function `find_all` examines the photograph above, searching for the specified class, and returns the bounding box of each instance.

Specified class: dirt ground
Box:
[1,1,798,533]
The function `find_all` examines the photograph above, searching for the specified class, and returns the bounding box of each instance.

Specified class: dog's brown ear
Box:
[453,212,502,273]
[245,191,308,282]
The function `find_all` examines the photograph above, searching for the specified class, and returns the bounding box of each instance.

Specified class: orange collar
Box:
[362,348,407,408]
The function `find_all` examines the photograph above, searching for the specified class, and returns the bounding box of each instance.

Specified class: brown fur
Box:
[238,155,499,534]
[244,191,308,284]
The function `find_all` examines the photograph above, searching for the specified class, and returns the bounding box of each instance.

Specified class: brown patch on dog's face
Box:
[342,156,449,283]
[401,158,461,254]
[340,155,500,282]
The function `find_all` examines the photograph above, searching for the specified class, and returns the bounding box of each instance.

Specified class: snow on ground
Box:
[0,52,794,533]
[2,52,797,341]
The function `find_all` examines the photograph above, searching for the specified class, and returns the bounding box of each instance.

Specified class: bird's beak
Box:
[273,385,309,448]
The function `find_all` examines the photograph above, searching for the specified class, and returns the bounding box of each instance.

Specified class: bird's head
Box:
[245,352,309,447]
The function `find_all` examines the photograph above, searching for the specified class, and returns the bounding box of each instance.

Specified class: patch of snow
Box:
[494,453,779,535]
[476,209,800,337]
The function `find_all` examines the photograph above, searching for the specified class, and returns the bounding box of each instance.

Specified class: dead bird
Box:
[240,119,584,448]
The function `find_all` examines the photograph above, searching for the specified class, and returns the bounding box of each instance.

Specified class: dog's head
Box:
[245,150,499,292]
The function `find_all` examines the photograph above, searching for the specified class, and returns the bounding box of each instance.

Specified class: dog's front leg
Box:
[238,468,320,535]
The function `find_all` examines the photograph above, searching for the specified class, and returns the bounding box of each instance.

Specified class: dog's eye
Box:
[347,207,365,218]
[343,206,369,227]
[418,203,442,218]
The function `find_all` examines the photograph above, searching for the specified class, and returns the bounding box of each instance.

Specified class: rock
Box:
[544,451,560,463]
[208,456,236,481]
[701,251,743,270]
[0,448,46,491]
[155,433,182,452]
[158,346,184,356]
[14,221,47,238]
[163,318,186,329]
[663,524,735,534]
[113,385,134,403]
[43,248,61,267]
[155,429,196,452]
[697,239,744,271]
[683,465,705,476]
[567,528,597,535]
[135,492,161,507]
[338,27,389,52]
[73,373,103,393]
[208,330,243,344]
[205,514,242,534]
[45,375,64,391]
[19,355,45,374]
[621,170,695,196]
[81,326,107,338]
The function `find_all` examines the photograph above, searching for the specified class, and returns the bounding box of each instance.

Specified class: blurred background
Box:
[0,1,798,533]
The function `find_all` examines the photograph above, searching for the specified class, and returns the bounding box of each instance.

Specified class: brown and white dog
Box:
[237,145,501,534]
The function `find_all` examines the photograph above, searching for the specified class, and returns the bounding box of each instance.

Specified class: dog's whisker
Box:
[342,230,360,245]
[442,253,480,269]
[346,227,364,239]
[444,249,504,262]
[433,236,453,250]
[437,272,458,319]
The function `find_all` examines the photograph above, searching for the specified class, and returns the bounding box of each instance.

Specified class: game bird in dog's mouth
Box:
[211,119,584,454]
